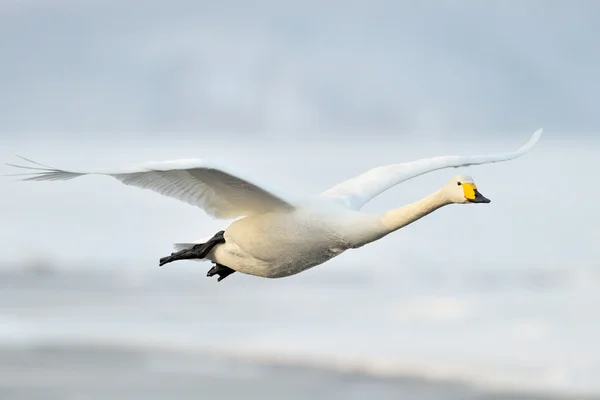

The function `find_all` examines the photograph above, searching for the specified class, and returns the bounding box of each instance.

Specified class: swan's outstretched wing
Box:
[321,129,543,210]
[6,157,295,219]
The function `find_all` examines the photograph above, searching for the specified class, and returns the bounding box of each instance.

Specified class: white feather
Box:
[6,157,295,219]
[321,129,543,209]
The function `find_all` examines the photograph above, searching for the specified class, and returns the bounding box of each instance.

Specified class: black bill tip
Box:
[470,189,491,204]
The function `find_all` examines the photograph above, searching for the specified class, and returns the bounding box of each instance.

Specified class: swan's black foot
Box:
[207,263,236,282]
[159,231,225,267]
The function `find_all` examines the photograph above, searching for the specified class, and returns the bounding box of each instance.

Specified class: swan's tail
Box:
[173,242,198,251]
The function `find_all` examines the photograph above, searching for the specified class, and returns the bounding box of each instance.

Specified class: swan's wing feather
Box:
[321,128,543,210]
[6,158,295,219]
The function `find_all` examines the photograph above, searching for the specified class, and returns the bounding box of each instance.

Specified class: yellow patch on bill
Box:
[462,183,478,200]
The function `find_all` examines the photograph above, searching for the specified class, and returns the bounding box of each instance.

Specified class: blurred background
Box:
[1,1,599,399]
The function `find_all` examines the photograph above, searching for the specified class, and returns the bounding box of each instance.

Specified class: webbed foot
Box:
[159,231,225,267]
[207,263,236,282]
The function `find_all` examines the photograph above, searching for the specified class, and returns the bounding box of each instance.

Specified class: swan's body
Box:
[6,129,542,281]
[209,198,383,278]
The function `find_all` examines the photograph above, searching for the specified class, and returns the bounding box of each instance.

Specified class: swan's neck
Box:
[379,189,450,235]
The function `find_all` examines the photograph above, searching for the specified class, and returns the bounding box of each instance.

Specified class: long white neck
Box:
[378,188,450,236]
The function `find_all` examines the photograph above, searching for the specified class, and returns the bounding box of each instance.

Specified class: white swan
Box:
[6,129,542,281]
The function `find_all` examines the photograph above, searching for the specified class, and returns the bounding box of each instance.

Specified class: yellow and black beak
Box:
[462,183,491,204]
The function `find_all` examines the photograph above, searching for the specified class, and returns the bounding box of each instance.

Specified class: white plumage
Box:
[7,157,294,219]
[5,129,543,280]
[321,128,543,209]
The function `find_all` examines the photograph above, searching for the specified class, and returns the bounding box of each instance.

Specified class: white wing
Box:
[6,157,295,219]
[321,129,543,210]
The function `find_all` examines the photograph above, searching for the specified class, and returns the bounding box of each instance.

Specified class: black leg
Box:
[159,231,225,267]
[207,263,236,282]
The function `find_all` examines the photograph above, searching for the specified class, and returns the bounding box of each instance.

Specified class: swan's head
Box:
[445,175,491,204]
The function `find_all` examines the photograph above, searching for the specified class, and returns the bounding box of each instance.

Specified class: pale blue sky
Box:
[0,1,599,138]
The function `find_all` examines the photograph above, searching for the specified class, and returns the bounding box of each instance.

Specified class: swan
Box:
[5,129,542,281]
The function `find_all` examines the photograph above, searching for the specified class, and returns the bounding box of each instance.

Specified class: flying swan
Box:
[6,129,543,282]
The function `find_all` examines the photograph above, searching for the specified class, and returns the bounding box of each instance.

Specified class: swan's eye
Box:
[457,182,462,186]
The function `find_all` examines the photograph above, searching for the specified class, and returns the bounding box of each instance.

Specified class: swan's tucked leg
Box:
[159,231,225,267]
[207,263,236,282]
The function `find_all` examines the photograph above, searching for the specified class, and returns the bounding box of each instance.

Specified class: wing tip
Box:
[517,127,543,154]
[4,156,84,182]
